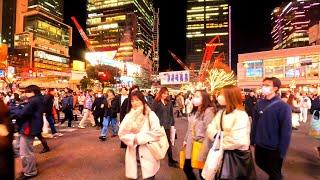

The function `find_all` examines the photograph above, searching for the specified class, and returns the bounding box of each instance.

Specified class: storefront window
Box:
[264,58,285,78]
[243,60,263,79]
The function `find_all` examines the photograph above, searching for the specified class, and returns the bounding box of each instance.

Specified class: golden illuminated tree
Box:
[205,61,236,93]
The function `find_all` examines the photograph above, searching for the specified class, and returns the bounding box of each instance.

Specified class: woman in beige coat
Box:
[118,91,162,180]
[183,90,217,179]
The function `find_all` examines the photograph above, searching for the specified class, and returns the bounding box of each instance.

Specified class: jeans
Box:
[20,135,37,176]
[46,114,57,134]
[255,145,283,180]
[79,105,84,114]
[100,116,118,137]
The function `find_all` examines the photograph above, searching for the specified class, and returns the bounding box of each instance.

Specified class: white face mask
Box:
[97,94,102,98]
[192,97,202,107]
[217,95,226,106]
[262,86,272,96]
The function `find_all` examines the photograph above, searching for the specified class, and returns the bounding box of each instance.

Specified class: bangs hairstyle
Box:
[222,85,244,114]
[192,90,216,115]
[155,87,169,104]
[128,91,148,115]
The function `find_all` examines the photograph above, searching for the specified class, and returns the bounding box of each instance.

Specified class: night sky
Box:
[64,0,288,72]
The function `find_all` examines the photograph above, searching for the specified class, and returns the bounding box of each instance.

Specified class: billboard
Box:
[159,71,190,85]
[72,60,85,71]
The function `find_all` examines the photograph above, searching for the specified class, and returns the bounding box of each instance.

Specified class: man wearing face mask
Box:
[92,90,106,128]
[251,77,292,180]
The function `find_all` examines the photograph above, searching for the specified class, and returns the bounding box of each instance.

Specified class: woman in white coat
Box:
[207,85,256,179]
[118,91,162,180]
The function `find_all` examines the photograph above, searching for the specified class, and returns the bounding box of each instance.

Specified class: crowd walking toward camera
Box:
[2,77,320,179]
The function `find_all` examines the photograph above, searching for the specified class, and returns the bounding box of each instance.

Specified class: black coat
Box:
[0,103,14,180]
[119,97,129,122]
[15,94,45,136]
[244,96,257,117]
[43,94,54,115]
[92,96,106,116]
[152,100,175,130]
[104,98,120,118]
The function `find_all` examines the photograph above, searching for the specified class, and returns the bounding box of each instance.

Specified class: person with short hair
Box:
[61,90,74,128]
[252,77,292,180]
[12,85,45,179]
[99,90,119,140]
[78,89,95,128]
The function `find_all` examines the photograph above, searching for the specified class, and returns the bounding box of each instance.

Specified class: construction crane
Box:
[168,50,190,70]
[199,36,221,81]
[71,16,95,52]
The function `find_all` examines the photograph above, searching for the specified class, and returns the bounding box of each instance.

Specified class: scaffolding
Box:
[152,8,160,75]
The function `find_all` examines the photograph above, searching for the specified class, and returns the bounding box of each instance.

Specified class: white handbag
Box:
[201,131,224,180]
[146,126,169,160]
[146,113,169,160]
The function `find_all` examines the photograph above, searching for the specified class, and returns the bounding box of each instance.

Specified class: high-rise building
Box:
[0,0,16,54]
[86,0,154,64]
[13,0,72,79]
[271,0,320,50]
[186,0,231,69]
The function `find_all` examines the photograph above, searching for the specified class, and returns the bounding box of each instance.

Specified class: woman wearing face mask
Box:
[99,90,119,141]
[152,87,178,167]
[183,90,217,179]
[118,91,162,179]
[207,85,256,180]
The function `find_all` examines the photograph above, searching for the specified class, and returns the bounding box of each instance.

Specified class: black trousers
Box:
[36,133,49,150]
[94,113,104,127]
[255,146,283,180]
[61,109,73,127]
[183,159,204,180]
[165,129,175,163]
[79,105,84,114]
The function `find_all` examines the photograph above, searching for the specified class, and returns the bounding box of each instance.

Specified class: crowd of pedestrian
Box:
[1,76,320,179]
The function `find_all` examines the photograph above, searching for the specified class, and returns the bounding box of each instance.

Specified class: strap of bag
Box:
[259,99,281,115]
[220,110,225,131]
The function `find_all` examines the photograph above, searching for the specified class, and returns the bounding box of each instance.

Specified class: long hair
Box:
[127,91,148,115]
[106,89,116,98]
[287,94,295,106]
[192,90,216,115]
[155,87,169,104]
[222,85,244,114]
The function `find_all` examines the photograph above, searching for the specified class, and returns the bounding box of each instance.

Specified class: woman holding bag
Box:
[183,90,217,179]
[118,91,162,180]
[207,85,256,180]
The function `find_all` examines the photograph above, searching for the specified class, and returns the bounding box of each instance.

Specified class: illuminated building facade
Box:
[186,0,231,69]
[271,0,320,50]
[237,45,320,90]
[87,0,154,62]
[0,0,16,54]
[13,0,72,78]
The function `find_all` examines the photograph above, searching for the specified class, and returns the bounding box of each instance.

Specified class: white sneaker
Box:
[78,125,85,129]
[53,133,64,137]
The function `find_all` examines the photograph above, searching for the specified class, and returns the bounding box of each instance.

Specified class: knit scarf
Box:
[122,105,150,133]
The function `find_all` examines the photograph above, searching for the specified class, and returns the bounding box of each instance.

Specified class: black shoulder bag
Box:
[218,110,257,180]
